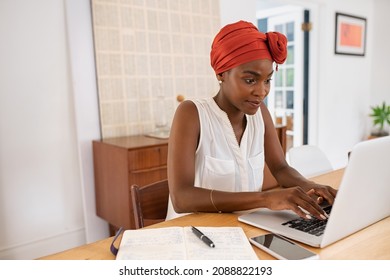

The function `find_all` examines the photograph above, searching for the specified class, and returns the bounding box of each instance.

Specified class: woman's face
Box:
[219,59,274,115]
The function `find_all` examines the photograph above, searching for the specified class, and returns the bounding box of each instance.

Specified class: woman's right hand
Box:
[263,187,328,220]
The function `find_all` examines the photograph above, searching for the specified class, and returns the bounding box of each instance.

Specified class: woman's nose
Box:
[253,83,268,100]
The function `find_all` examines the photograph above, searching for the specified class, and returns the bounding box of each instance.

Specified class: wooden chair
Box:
[130,179,169,229]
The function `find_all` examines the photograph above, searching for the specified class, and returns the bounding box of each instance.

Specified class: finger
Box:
[306,189,316,196]
[327,187,338,199]
[306,189,324,206]
[316,187,336,205]
[283,187,327,219]
[297,196,327,220]
[291,205,313,220]
[310,185,336,205]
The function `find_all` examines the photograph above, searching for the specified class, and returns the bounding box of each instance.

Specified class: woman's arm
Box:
[260,103,337,205]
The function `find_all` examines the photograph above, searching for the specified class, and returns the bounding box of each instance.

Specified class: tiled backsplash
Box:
[91,0,221,138]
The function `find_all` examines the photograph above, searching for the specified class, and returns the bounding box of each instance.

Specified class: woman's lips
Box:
[247,100,261,108]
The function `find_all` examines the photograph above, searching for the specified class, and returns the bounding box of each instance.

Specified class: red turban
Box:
[210,20,288,74]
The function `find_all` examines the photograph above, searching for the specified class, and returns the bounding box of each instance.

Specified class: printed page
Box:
[184,227,258,260]
[116,227,186,260]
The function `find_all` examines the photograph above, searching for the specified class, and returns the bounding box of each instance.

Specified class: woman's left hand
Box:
[303,183,337,205]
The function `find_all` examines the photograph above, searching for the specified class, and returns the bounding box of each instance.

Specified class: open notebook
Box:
[239,136,390,248]
[114,227,258,260]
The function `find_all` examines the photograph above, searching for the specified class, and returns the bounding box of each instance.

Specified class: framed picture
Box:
[335,12,367,56]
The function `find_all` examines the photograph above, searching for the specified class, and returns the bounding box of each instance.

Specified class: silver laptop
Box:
[238,136,390,248]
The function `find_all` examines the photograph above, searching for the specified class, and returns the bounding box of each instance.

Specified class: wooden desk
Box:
[39,169,390,260]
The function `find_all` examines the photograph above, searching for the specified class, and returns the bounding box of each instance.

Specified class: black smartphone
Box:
[250,233,319,260]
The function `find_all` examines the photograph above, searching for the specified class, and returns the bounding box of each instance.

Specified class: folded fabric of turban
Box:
[210,20,288,74]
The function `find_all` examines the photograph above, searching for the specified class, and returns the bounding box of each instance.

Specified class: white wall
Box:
[0,0,109,260]
[370,0,390,106]
[0,0,87,259]
[314,0,374,168]
[313,0,390,164]
[1,0,390,259]
[64,0,109,245]
[220,0,258,25]
[369,0,390,135]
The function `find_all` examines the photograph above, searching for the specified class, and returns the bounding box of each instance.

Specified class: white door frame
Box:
[259,6,305,147]
[257,1,320,146]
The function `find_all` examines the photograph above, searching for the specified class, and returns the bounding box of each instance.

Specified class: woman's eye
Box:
[245,79,256,85]
[265,78,272,84]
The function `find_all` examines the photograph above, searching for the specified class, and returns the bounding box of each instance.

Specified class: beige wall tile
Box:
[91,0,220,138]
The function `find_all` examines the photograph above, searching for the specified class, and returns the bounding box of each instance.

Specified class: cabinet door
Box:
[128,145,168,170]
[129,167,167,187]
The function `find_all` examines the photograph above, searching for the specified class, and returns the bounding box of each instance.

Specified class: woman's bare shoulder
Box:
[169,100,200,155]
[174,100,199,121]
[177,99,196,110]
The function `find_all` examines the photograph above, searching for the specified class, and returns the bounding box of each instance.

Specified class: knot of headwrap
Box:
[210,20,288,74]
[266,32,288,64]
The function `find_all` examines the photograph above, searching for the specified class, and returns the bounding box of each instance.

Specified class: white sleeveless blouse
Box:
[166,97,265,220]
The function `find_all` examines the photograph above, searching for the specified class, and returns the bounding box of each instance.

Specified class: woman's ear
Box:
[217,73,224,84]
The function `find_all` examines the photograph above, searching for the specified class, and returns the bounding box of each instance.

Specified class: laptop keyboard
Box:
[281,205,332,236]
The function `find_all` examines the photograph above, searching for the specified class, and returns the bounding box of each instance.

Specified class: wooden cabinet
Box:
[93,136,168,232]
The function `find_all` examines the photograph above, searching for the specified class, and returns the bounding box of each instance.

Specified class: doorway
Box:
[257,5,309,151]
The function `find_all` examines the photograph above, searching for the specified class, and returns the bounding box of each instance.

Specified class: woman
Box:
[167,20,336,221]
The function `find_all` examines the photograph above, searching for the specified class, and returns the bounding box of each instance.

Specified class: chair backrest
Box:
[288,145,334,178]
[130,179,169,229]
